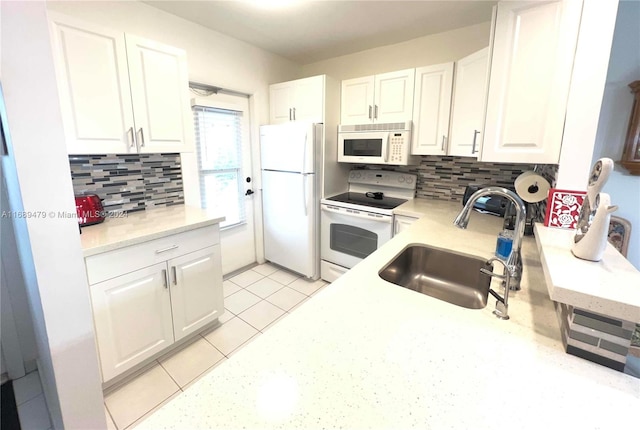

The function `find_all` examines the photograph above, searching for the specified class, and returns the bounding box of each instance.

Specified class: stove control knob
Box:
[355,172,362,179]
[398,176,405,183]
[406,176,414,184]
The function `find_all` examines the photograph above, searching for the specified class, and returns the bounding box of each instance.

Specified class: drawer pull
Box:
[171,266,177,286]
[155,245,179,254]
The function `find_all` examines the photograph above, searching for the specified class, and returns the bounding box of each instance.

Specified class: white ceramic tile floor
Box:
[245,276,285,298]
[11,370,52,430]
[237,300,286,331]
[158,337,225,387]
[224,289,262,314]
[104,264,330,429]
[222,279,242,297]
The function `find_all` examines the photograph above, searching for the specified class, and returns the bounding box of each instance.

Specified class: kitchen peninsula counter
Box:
[138,199,639,430]
[79,205,225,257]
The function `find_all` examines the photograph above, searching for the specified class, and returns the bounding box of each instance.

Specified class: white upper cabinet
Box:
[341,69,415,125]
[125,36,193,154]
[411,63,454,155]
[340,76,375,124]
[481,0,582,163]
[269,75,324,124]
[49,13,193,154]
[449,47,490,158]
[49,15,135,154]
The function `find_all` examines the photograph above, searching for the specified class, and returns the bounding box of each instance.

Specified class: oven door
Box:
[320,204,393,269]
[338,131,389,164]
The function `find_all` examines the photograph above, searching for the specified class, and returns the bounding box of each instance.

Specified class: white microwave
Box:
[337,121,420,166]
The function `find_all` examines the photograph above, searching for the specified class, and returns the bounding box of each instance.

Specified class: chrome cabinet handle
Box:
[162,269,168,289]
[171,266,177,286]
[368,105,372,119]
[127,127,135,149]
[374,105,378,120]
[472,130,480,154]
[289,108,292,121]
[293,107,296,121]
[441,135,447,151]
[155,245,179,254]
[136,128,146,148]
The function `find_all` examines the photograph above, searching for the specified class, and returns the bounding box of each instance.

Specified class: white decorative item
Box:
[572,158,618,262]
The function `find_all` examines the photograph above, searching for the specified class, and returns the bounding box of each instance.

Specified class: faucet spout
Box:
[454,186,526,290]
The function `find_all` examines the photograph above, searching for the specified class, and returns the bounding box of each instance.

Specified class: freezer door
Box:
[262,170,317,278]
[260,122,316,173]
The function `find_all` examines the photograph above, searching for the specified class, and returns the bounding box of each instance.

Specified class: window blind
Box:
[193,105,245,228]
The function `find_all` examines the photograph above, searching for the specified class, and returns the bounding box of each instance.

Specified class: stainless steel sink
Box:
[379,244,493,309]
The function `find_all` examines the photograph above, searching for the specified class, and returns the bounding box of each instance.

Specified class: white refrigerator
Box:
[260,122,322,279]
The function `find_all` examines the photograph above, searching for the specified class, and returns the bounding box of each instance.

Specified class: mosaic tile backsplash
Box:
[365,156,558,222]
[69,154,184,213]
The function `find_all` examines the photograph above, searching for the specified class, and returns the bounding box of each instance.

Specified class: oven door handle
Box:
[321,205,392,224]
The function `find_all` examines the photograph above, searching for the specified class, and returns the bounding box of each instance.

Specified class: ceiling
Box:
[144,1,496,64]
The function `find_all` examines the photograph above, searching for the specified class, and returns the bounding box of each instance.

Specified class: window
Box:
[193,105,245,228]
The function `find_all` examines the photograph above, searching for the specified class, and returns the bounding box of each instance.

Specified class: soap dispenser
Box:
[572,158,617,262]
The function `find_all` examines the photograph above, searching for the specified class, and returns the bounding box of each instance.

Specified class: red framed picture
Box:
[543,188,587,229]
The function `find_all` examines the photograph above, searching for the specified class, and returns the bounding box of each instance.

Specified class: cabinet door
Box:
[411,63,454,155]
[169,246,223,341]
[341,76,375,125]
[292,75,324,123]
[90,263,173,382]
[393,215,418,236]
[126,35,194,153]
[49,14,135,154]
[482,0,582,163]
[449,47,490,158]
[375,69,415,123]
[269,81,295,124]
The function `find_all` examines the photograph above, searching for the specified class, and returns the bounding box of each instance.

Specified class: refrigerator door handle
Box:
[302,174,308,217]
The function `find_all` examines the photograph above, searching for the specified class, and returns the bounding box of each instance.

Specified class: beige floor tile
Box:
[218,309,234,324]
[226,333,261,358]
[105,364,179,430]
[105,407,117,430]
[181,357,228,391]
[262,313,289,332]
[265,286,307,311]
[125,390,182,430]
[203,317,259,355]
[17,394,51,430]
[312,281,331,295]
[224,289,262,314]
[245,277,284,298]
[288,277,327,296]
[229,269,264,287]
[268,269,301,285]
[159,338,225,388]
[222,280,242,297]
[290,295,311,313]
[238,301,286,331]
[13,370,42,405]
[252,263,279,276]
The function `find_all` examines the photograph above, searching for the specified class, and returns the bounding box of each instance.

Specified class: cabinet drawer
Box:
[86,225,219,284]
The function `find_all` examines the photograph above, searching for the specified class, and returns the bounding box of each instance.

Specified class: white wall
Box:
[590,0,640,269]
[301,22,491,80]
[1,1,105,428]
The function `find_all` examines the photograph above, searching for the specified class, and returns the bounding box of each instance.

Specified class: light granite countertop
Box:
[534,224,640,322]
[79,205,225,257]
[137,199,639,430]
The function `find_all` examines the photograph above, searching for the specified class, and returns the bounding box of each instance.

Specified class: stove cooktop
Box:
[324,192,407,210]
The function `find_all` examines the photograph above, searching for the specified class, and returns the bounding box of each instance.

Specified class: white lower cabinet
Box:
[170,246,223,342]
[394,215,419,236]
[87,226,223,382]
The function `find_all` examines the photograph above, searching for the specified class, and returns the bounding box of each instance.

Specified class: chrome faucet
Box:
[453,187,526,291]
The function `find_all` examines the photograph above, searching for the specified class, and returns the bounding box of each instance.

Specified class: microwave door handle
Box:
[383,133,390,162]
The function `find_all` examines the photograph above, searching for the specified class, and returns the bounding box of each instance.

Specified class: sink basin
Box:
[378,244,493,309]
